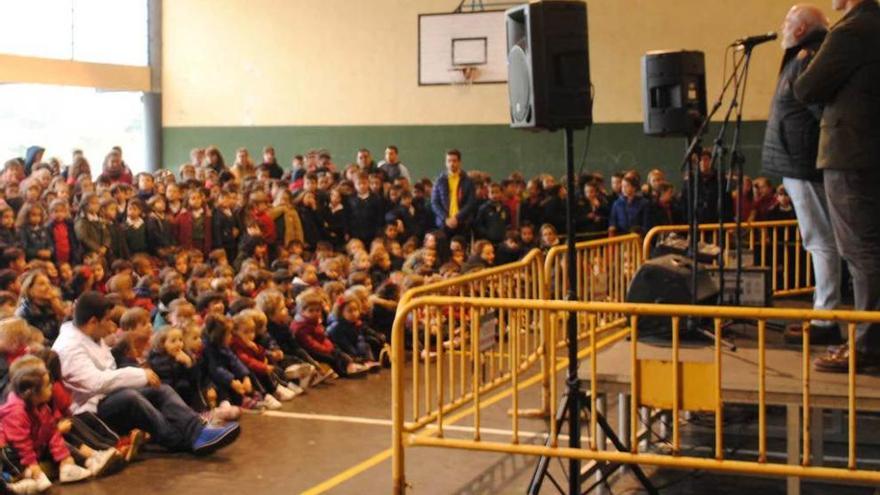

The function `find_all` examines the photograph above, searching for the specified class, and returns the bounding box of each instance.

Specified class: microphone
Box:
[730,32,778,48]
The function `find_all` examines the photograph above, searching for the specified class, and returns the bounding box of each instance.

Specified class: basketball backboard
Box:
[418,10,508,86]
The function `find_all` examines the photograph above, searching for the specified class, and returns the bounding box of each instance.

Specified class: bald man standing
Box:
[762,6,840,346]
[795,0,880,372]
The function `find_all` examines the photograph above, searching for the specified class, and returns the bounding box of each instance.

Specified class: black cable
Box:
[576,83,596,179]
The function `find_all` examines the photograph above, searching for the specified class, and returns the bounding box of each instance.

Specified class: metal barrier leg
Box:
[596,394,608,495]
[659,411,671,443]
[640,407,652,451]
[811,408,824,466]
[786,405,801,495]
[619,393,631,452]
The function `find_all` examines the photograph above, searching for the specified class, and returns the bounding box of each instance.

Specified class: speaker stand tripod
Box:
[527,387,658,495]
[526,128,658,495]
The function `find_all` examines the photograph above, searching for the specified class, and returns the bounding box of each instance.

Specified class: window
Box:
[0,84,146,174]
[0,0,148,66]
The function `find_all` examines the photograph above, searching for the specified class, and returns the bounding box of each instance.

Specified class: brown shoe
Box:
[784,323,842,346]
[813,346,880,373]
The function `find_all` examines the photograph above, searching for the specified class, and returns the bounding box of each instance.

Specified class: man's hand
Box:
[144,369,161,388]
[242,377,253,393]
[445,217,458,229]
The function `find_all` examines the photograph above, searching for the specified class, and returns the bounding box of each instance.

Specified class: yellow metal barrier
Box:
[643,220,814,297]
[544,234,643,343]
[400,248,544,306]
[391,296,880,493]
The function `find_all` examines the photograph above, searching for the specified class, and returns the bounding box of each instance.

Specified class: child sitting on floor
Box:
[202,314,270,410]
[111,308,152,368]
[255,290,325,386]
[291,290,367,378]
[0,360,95,491]
[327,294,380,371]
[230,313,299,401]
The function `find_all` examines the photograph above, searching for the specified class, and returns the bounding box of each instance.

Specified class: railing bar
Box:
[784,227,791,291]
[715,317,724,461]
[512,306,520,445]
[590,314,598,450]
[459,295,466,399]
[848,322,857,470]
[424,307,432,418]
[471,306,481,441]
[795,228,802,290]
[436,306,444,437]
[672,316,681,454]
[803,321,811,466]
[630,315,639,454]
[550,311,559,447]
[758,319,767,463]
[413,307,420,421]
[448,300,455,411]
[772,228,778,291]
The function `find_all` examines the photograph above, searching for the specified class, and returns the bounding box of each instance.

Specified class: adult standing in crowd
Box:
[794,0,880,371]
[431,149,476,237]
[377,145,412,182]
[763,5,841,345]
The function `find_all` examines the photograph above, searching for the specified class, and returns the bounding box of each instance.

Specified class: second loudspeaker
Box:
[641,50,707,137]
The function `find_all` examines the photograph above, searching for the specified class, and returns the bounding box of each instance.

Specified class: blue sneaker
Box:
[192,422,241,455]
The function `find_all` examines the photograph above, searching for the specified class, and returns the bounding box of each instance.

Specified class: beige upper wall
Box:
[163,0,838,127]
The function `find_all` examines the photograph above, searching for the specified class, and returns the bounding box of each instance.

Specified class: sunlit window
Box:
[0,84,146,174]
[0,0,148,66]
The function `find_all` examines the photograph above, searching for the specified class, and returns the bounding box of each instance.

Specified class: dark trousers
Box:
[97,385,203,452]
[67,412,119,451]
[824,169,880,352]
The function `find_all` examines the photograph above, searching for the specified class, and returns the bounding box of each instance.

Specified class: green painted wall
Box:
[163,121,769,183]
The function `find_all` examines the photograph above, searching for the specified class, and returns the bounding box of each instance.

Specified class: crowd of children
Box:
[0,143,796,491]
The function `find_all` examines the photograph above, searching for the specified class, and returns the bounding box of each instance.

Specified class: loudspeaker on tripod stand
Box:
[506,0,592,131]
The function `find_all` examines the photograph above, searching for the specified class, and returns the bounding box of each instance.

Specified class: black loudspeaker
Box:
[506,1,592,131]
[625,254,719,341]
[641,50,707,137]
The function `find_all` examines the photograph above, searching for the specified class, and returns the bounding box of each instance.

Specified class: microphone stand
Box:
[677,50,744,349]
[709,45,752,307]
[728,44,757,306]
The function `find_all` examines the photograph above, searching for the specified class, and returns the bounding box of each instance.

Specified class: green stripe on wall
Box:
[163,122,768,183]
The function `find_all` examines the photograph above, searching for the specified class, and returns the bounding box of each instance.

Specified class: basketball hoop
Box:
[449,65,480,86]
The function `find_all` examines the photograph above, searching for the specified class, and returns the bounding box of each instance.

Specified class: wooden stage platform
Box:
[578,337,880,495]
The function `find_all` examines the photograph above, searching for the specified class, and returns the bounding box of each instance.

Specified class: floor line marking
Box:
[264,411,392,426]
[263,410,586,442]
[300,328,629,494]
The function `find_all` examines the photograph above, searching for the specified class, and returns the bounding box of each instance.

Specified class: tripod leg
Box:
[590,401,659,495]
[528,393,570,495]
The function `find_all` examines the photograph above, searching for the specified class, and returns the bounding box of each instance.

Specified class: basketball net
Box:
[449,65,479,87]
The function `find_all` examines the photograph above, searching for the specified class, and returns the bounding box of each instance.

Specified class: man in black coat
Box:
[763,6,842,346]
[794,0,880,371]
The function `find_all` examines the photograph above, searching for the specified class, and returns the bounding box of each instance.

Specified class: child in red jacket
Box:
[248,191,276,245]
[175,187,212,257]
[0,362,93,489]
[230,313,298,402]
[290,290,366,378]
